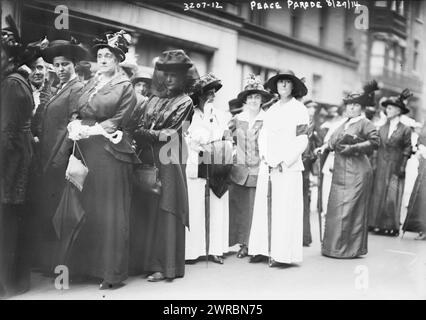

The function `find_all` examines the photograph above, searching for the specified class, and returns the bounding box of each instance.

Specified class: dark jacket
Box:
[76,74,139,164]
[40,76,84,169]
[0,70,34,204]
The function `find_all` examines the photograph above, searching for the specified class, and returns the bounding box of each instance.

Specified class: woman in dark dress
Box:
[228,76,271,258]
[131,49,197,282]
[402,128,426,240]
[0,16,34,298]
[35,32,86,273]
[369,90,413,236]
[66,31,138,289]
[317,82,380,258]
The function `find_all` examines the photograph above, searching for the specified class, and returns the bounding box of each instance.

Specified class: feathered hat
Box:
[381,88,412,115]
[1,15,25,62]
[343,80,379,107]
[192,72,223,96]
[92,30,131,62]
[237,74,273,103]
[41,30,88,64]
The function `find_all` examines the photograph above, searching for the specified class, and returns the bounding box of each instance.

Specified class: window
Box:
[398,1,405,16]
[391,0,397,11]
[413,1,423,20]
[413,40,420,71]
[312,74,322,100]
[237,62,278,90]
[319,7,328,47]
[374,1,388,7]
[291,12,301,38]
[370,40,386,75]
[249,10,265,26]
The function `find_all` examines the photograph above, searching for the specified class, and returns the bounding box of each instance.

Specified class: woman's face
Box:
[276,79,293,98]
[203,89,216,104]
[345,103,362,118]
[97,47,118,76]
[245,93,262,112]
[163,71,184,92]
[386,104,402,119]
[134,81,149,96]
[53,56,75,84]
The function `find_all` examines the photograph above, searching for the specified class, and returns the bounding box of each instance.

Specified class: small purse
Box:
[133,145,162,195]
[65,141,89,192]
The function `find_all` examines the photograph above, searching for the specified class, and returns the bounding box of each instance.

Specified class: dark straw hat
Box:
[193,72,223,96]
[41,30,88,64]
[381,88,412,115]
[155,49,193,72]
[343,80,379,107]
[265,69,308,98]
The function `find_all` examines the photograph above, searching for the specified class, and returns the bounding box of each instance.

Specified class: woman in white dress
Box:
[248,70,309,266]
[185,73,232,264]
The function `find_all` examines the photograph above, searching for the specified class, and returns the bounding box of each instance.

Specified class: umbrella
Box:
[52,182,86,265]
[204,159,210,265]
[267,166,272,264]
[316,155,323,243]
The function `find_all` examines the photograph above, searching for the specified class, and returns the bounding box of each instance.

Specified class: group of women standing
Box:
[2,16,426,298]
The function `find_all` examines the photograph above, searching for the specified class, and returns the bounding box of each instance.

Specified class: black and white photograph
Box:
[1,0,426,305]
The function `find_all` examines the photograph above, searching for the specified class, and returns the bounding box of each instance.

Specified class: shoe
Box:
[268,258,278,267]
[99,281,113,290]
[147,272,165,282]
[210,255,224,264]
[237,245,248,258]
[389,229,399,237]
[415,233,426,240]
[249,255,265,263]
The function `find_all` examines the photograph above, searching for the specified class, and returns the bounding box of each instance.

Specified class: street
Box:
[13,214,426,300]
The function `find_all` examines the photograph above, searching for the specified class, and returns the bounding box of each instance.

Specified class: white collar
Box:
[389,116,400,126]
[237,109,265,122]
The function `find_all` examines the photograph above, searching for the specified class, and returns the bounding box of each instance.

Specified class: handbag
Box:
[65,141,89,192]
[133,145,162,195]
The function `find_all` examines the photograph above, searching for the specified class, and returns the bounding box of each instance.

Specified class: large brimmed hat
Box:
[193,72,223,96]
[155,49,193,71]
[228,98,243,115]
[237,74,273,103]
[41,30,88,64]
[92,30,131,63]
[21,37,50,67]
[131,66,154,85]
[266,69,308,98]
[381,88,412,115]
[343,80,379,107]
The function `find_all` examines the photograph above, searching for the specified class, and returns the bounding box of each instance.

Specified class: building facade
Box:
[1,0,425,121]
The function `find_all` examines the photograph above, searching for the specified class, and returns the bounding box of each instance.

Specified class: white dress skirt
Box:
[248,98,308,264]
[185,177,230,260]
[248,163,303,263]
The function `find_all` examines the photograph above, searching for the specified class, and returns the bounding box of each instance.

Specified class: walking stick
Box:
[204,153,210,265]
[316,151,323,244]
[267,166,272,265]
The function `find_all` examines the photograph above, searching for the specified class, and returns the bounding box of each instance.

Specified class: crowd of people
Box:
[1,17,426,298]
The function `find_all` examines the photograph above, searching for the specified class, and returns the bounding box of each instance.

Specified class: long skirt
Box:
[403,158,426,234]
[302,170,312,246]
[369,160,405,231]
[0,204,31,298]
[142,193,186,279]
[229,183,256,247]
[31,165,66,274]
[67,137,132,284]
[248,164,304,264]
[322,154,372,258]
[185,178,229,260]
